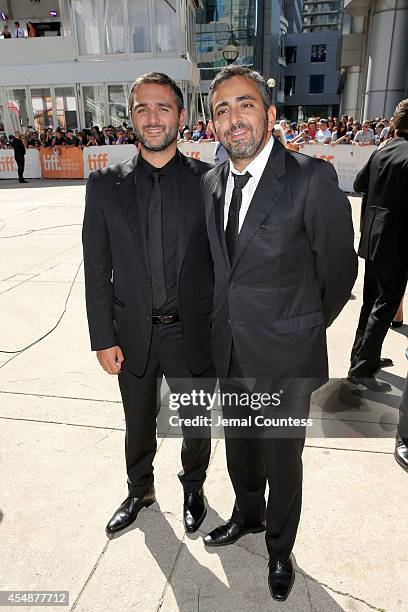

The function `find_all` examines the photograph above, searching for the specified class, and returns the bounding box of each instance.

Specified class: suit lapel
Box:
[116,155,150,278]
[177,152,201,278]
[211,161,230,268]
[231,140,287,273]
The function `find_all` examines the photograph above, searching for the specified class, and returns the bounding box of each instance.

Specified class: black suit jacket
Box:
[203,139,357,386]
[354,135,408,271]
[82,151,214,376]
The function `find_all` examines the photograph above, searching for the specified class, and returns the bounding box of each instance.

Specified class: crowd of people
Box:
[1,114,395,153]
[1,20,43,38]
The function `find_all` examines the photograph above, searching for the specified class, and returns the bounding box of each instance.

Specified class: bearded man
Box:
[82,72,215,537]
[201,66,357,602]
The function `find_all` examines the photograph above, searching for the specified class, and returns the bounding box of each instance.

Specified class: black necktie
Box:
[225,171,252,262]
[148,171,167,310]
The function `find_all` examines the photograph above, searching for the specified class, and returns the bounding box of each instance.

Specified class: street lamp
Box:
[267,78,276,104]
[223,32,238,65]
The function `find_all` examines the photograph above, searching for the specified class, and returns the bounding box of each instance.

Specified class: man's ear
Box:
[267,105,277,133]
[179,108,186,129]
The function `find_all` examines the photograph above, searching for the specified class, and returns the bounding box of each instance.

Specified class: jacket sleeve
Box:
[304,160,358,328]
[82,172,117,351]
[353,150,376,193]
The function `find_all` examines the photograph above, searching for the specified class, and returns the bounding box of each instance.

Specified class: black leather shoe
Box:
[391,320,403,328]
[105,487,156,536]
[395,433,408,472]
[347,375,391,392]
[203,519,266,547]
[183,489,206,533]
[379,357,394,368]
[19,179,28,183]
[268,557,295,602]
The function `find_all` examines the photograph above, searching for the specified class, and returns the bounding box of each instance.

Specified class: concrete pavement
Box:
[0,178,407,612]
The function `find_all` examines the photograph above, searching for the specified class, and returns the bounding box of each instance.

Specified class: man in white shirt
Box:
[315,118,332,143]
[13,21,25,38]
[201,65,357,602]
[353,120,375,145]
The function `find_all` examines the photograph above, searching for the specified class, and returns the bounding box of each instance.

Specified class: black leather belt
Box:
[152,313,180,325]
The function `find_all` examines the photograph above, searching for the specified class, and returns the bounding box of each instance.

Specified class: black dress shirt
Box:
[136,153,181,315]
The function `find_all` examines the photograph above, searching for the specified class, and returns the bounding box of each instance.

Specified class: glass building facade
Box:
[196,1,260,83]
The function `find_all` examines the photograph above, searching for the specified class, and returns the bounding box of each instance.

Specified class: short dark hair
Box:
[207,65,272,120]
[128,72,184,115]
[393,98,408,133]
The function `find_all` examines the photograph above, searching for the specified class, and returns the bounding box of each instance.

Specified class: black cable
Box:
[0,258,83,355]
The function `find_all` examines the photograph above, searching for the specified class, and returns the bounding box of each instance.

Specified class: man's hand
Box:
[96,346,124,374]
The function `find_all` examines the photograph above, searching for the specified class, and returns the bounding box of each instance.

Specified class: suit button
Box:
[227,317,231,324]
[229,282,237,289]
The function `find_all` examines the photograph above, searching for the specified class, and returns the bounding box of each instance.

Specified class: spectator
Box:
[27,131,41,149]
[13,21,25,38]
[65,130,76,146]
[199,122,215,142]
[315,119,332,144]
[273,124,286,146]
[374,122,384,145]
[115,129,127,144]
[331,119,350,144]
[179,129,192,142]
[1,24,12,38]
[353,120,375,145]
[327,117,335,132]
[126,128,137,145]
[99,127,114,145]
[86,134,99,147]
[192,120,206,141]
[52,129,66,146]
[291,122,311,145]
[380,118,390,142]
[43,128,54,147]
[306,118,318,140]
[75,131,87,148]
[27,21,37,37]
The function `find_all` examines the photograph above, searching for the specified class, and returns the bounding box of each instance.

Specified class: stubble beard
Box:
[221,118,268,161]
[133,121,179,152]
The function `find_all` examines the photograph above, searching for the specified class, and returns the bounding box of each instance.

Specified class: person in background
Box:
[27,131,41,149]
[331,119,350,145]
[380,118,390,142]
[99,126,114,145]
[199,122,215,142]
[126,128,137,145]
[353,120,375,145]
[115,129,127,144]
[192,120,206,141]
[65,130,76,146]
[306,118,317,140]
[75,131,87,148]
[86,134,99,147]
[27,21,37,37]
[178,128,192,143]
[291,122,311,145]
[315,119,332,144]
[9,131,28,183]
[52,128,66,147]
[13,21,25,38]
[273,123,287,146]
[374,122,384,145]
[348,99,408,391]
[1,23,12,38]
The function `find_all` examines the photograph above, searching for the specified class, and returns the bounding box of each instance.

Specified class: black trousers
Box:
[15,156,25,181]
[118,321,214,498]
[349,260,407,377]
[220,348,308,562]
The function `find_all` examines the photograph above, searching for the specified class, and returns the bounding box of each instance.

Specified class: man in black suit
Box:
[82,72,215,538]
[201,66,357,601]
[348,99,408,392]
[9,132,28,183]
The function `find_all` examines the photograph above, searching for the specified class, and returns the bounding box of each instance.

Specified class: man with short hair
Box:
[82,72,215,538]
[13,21,25,38]
[202,65,357,602]
[348,99,408,395]
[353,120,375,145]
[9,131,28,183]
[315,119,332,143]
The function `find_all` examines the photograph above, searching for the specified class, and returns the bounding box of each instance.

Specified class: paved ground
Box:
[0,178,407,612]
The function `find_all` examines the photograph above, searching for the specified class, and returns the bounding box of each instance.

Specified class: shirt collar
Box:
[229,135,274,183]
[137,150,180,177]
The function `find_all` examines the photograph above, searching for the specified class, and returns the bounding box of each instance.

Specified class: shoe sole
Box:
[268,572,295,602]
[203,525,266,547]
[394,452,408,472]
[105,498,156,539]
[185,507,207,534]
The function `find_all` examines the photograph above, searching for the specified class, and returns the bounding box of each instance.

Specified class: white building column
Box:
[364,0,408,118]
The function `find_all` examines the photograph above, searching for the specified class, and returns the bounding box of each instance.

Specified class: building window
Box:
[55,87,78,130]
[309,74,325,93]
[5,89,30,132]
[155,0,177,52]
[31,88,53,131]
[284,76,296,96]
[104,0,126,54]
[108,85,128,127]
[73,0,101,55]
[285,46,297,64]
[82,85,105,128]
[311,45,326,62]
[128,0,152,52]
